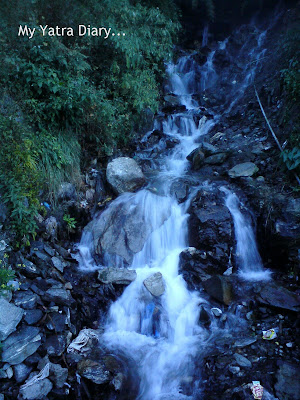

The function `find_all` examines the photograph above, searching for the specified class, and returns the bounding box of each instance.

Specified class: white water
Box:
[222,189,272,281]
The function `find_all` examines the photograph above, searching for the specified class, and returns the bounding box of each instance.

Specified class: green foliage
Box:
[0,254,15,292]
[281,147,300,172]
[63,214,77,230]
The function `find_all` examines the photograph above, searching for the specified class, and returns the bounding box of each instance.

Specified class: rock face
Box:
[106,157,146,194]
[228,162,259,178]
[0,298,24,341]
[98,268,137,285]
[2,326,41,365]
[144,272,165,297]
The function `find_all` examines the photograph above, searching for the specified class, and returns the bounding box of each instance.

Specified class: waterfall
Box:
[222,189,272,281]
[77,17,278,398]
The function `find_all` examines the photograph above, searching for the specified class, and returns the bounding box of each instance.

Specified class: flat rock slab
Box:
[98,268,137,285]
[2,326,41,365]
[228,162,259,178]
[144,272,165,297]
[0,298,24,341]
[233,353,252,368]
[257,282,300,312]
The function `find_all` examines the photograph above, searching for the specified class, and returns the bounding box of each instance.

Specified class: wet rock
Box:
[13,291,39,310]
[228,162,259,178]
[190,148,205,170]
[2,326,41,365]
[77,359,110,384]
[24,309,43,325]
[211,307,222,317]
[106,157,146,194]
[170,180,189,203]
[144,272,165,297]
[58,182,77,201]
[45,287,73,306]
[0,298,24,340]
[97,268,137,285]
[233,353,252,368]
[199,305,211,325]
[275,362,300,400]
[87,192,166,265]
[203,275,233,305]
[257,282,300,312]
[14,363,32,383]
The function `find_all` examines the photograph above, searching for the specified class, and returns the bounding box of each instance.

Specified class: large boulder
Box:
[106,157,146,194]
[86,191,170,265]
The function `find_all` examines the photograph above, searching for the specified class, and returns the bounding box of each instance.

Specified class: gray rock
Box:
[24,309,43,325]
[0,298,24,341]
[2,326,41,365]
[77,359,110,384]
[45,287,73,305]
[14,363,32,383]
[13,291,39,310]
[211,307,222,317]
[106,157,146,194]
[233,353,252,368]
[87,192,166,265]
[228,162,259,178]
[204,152,228,165]
[97,268,137,285]
[257,282,300,312]
[192,149,205,170]
[229,365,240,374]
[144,272,165,297]
[51,256,65,273]
[20,377,53,400]
[203,275,233,305]
[275,362,300,400]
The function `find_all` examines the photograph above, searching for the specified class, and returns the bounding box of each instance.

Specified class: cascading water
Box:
[77,16,279,399]
[222,188,272,281]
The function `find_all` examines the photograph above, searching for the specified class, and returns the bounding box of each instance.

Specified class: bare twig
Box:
[254,85,300,185]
